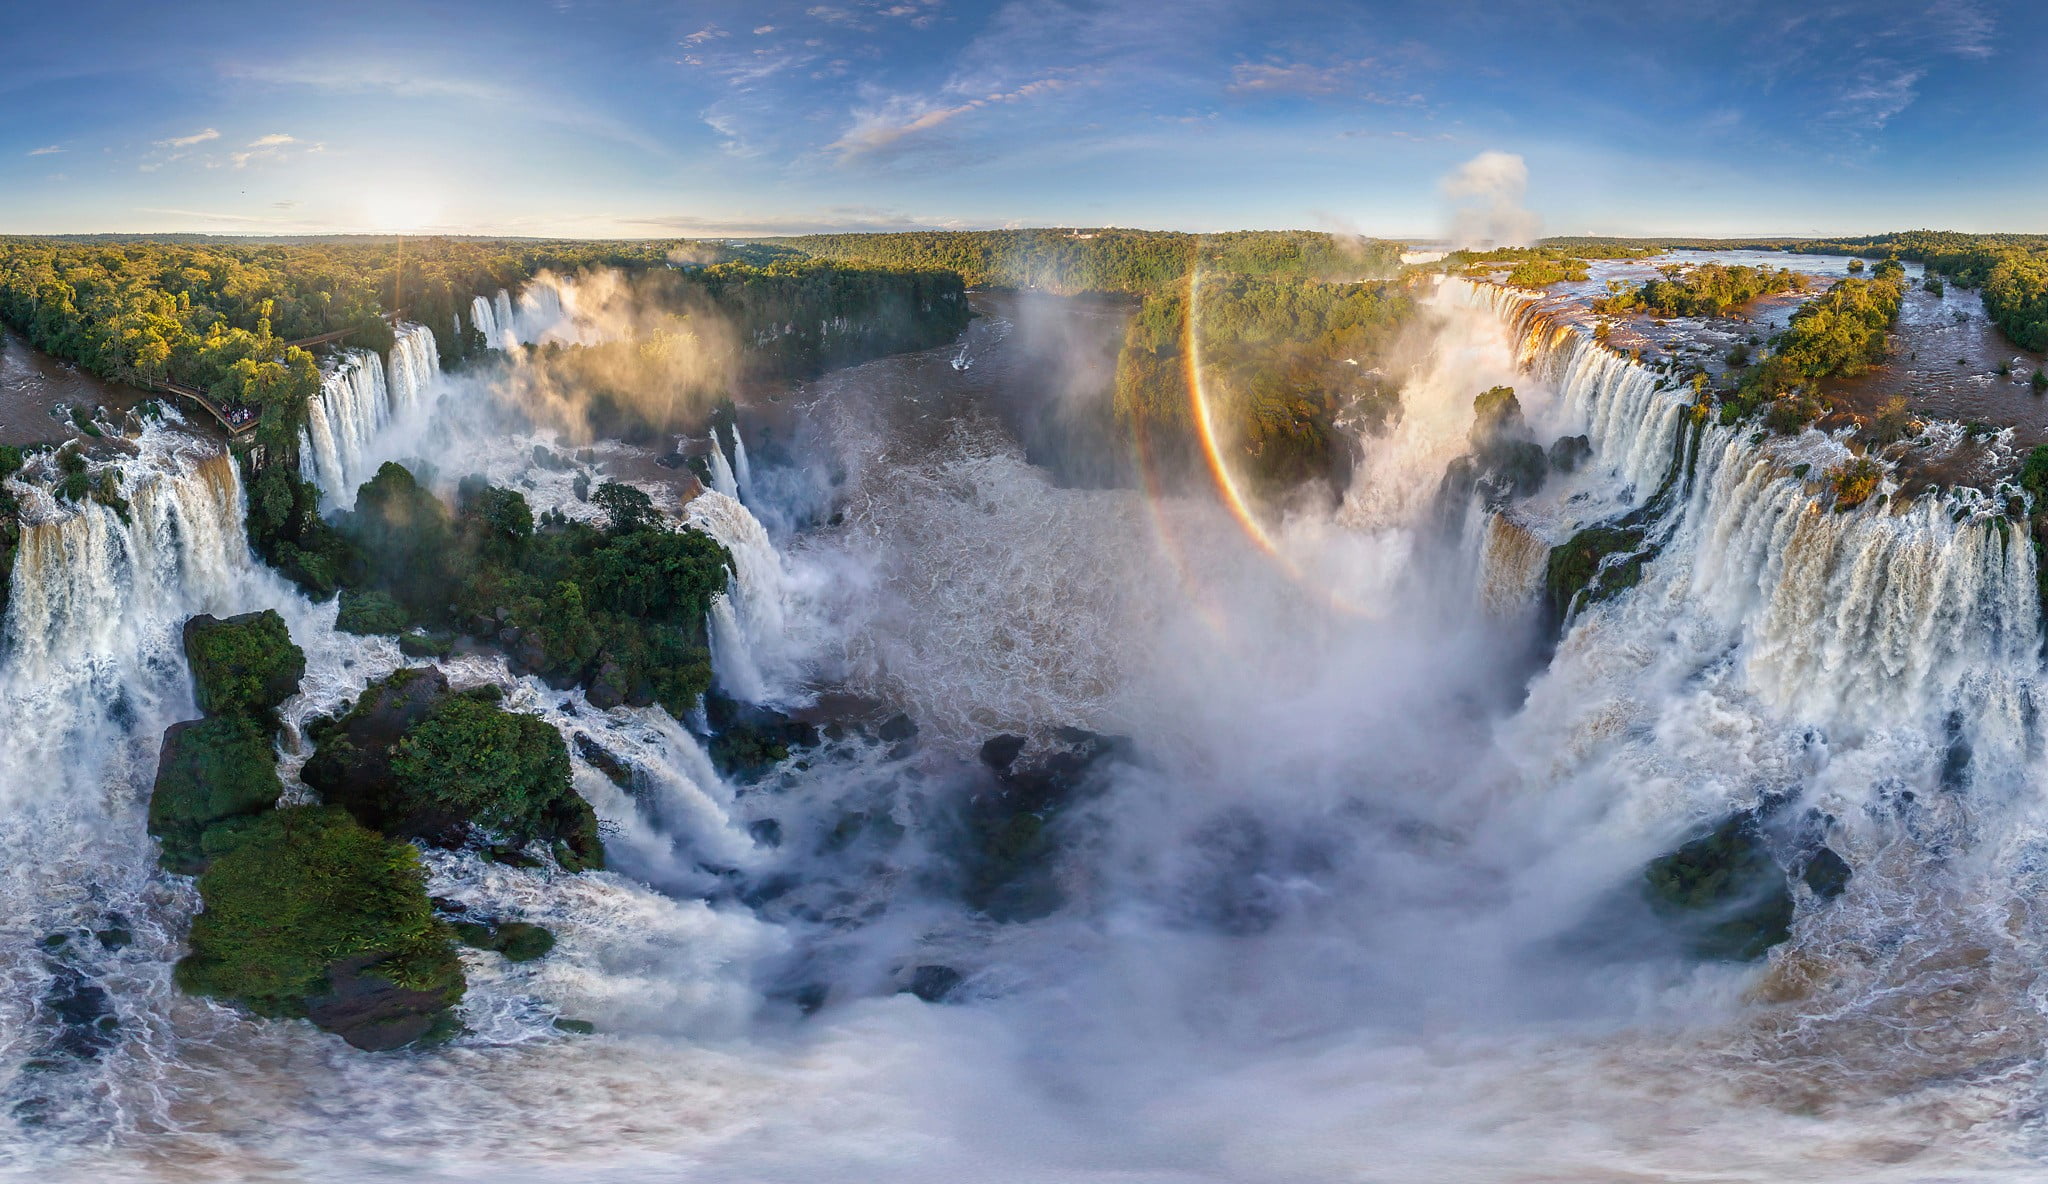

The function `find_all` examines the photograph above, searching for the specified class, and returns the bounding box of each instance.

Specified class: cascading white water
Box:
[494,289,516,348]
[385,322,442,414]
[685,488,804,705]
[705,431,740,500]
[729,425,754,505]
[300,348,389,496]
[470,294,499,351]
[2,448,246,681]
[15,278,2048,1182]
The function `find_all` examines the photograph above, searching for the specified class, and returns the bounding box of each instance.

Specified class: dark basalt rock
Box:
[978,734,1027,772]
[303,666,451,829]
[148,715,283,874]
[1548,434,1593,473]
[573,732,634,788]
[1801,847,1852,900]
[43,964,117,1060]
[183,610,306,719]
[704,693,819,783]
[903,965,963,1003]
[1642,812,1795,962]
[956,729,1132,922]
[304,954,458,1052]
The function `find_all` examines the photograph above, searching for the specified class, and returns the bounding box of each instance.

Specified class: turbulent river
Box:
[4,279,2048,1182]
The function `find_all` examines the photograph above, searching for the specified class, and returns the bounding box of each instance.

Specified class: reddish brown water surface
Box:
[0,323,152,447]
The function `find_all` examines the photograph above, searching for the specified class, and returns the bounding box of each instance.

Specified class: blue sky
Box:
[4,0,2044,238]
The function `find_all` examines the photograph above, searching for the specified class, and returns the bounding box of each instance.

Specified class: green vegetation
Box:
[175,805,464,1048]
[1827,457,1883,510]
[1791,232,2048,351]
[322,464,727,715]
[245,465,358,598]
[1713,264,1909,432]
[1545,523,1651,626]
[182,611,307,720]
[452,919,556,963]
[0,445,22,620]
[1113,273,1413,494]
[0,236,968,456]
[1594,263,1807,318]
[147,716,282,874]
[305,667,603,870]
[391,695,591,857]
[772,229,1401,294]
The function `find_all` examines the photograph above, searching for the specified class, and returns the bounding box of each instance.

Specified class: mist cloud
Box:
[1441,151,1539,249]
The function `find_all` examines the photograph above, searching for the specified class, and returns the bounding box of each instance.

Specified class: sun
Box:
[362,191,443,232]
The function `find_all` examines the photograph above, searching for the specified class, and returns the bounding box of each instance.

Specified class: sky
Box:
[4,0,2045,240]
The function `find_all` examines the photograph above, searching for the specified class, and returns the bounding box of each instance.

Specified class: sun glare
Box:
[362,191,443,232]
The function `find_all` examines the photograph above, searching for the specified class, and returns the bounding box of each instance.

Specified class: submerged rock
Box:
[1800,847,1852,900]
[902,965,963,1003]
[955,729,1133,922]
[452,919,556,963]
[1641,812,1795,962]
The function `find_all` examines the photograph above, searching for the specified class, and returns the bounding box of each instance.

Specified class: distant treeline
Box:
[771,229,1403,294]
[1594,263,1808,318]
[1788,231,2048,352]
[0,237,964,454]
[1113,273,1414,495]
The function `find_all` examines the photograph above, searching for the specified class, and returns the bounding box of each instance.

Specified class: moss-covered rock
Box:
[183,611,306,719]
[147,715,282,874]
[174,806,464,1050]
[1544,523,1651,628]
[335,587,411,636]
[452,919,556,962]
[1642,812,1794,962]
[704,693,818,783]
[306,669,603,871]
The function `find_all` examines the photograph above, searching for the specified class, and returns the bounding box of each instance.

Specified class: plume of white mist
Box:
[1441,151,1540,249]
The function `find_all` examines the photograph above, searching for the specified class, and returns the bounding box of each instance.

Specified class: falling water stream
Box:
[3,281,2048,1182]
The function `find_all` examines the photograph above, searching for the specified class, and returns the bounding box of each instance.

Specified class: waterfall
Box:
[301,348,389,496]
[1454,276,2041,742]
[729,425,754,506]
[2,450,248,682]
[1438,277,1689,502]
[384,322,442,415]
[297,323,442,500]
[494,289,516,348]
[1477,510,1549,618]
[470,294,499,350]
[685,489,801,705]
[706,432,740,501]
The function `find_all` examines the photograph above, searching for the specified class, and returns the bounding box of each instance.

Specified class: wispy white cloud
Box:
[829,77,1068,160]
[154,127,219,148]
[27,145,63,156]
[231,132,316,168]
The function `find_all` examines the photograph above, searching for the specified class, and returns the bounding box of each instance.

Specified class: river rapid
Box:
[3,281,2048,1182]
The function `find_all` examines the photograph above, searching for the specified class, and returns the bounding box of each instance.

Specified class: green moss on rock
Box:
[147,716,282,874]
[183,610,306,719]
[335,587,412,636]
[1642,813,1794,962]
[175,806,464,1050]
[453,919,556,962]
[306,669,603,871]
[1544,524,1651,628]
